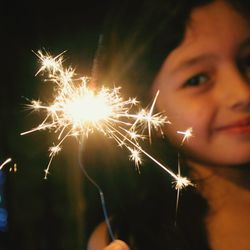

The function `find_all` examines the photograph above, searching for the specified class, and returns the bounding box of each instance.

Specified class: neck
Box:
[188,162,250,250]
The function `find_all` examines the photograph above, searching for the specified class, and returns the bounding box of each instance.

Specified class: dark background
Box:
[1,1,113,249]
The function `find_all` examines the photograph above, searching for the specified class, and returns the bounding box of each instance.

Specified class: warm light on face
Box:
[152,1,250,166]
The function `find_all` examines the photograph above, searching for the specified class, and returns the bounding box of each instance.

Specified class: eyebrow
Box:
[170,54,216,74]
[170,37,250,74]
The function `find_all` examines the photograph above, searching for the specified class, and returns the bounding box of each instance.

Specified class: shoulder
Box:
[87,221,109,250]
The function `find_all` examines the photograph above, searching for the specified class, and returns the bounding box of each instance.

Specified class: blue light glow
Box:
[0,208,8,231]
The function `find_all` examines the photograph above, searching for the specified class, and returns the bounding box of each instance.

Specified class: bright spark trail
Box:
[0,158,12,170]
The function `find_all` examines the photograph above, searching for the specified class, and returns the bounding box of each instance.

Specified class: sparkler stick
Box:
[78,138,115,241]
[21,50,192,189]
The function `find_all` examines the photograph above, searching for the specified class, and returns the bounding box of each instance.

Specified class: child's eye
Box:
[183,73,209,88]
[241,55,250,79]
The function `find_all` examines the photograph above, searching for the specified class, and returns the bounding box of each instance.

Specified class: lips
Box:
[215,116,250,134]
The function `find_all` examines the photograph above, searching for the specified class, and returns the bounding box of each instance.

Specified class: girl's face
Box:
[152,1,250,166]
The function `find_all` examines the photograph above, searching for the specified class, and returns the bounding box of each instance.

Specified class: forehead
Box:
[163,1,250,73]
[188,1,249,45]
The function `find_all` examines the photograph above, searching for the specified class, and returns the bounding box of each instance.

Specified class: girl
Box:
[86,0,250,249]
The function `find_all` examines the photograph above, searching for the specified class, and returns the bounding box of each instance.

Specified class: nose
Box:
[220,64,250,111]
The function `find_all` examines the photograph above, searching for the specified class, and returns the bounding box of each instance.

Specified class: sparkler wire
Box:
[78,138,115,241]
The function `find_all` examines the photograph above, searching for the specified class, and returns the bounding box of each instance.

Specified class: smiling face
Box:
[152,0,250,166]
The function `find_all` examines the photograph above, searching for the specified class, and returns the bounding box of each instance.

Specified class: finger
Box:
[103,240,130,250]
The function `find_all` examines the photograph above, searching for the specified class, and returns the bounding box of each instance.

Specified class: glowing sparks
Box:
[128,147,142,171]
[22,50,192,190]
[131,91,169,144]
[9,163,17,173]
[0,158,12,170]
[177,127,193,145]
[174,175,192,190]
[49,145,61,156]
[34,50,66,76]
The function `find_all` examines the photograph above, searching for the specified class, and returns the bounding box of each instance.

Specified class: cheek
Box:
[156,96,216,161]
[157,97,209,137]
[153,81,218,161]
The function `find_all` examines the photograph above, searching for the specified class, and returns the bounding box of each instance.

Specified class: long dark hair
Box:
[84,0,250,249]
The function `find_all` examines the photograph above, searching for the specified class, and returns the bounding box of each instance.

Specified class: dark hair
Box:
[94,0,214,102]
[84,0,250,249]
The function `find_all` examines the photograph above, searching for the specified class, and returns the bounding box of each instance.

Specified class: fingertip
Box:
[114,240,129,249]
[104,239,129,250]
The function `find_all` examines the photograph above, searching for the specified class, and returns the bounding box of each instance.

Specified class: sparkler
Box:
[21,50,194,241]
[21,50,192,189]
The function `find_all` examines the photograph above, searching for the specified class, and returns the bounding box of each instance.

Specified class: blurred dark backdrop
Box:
[1,1,112,249]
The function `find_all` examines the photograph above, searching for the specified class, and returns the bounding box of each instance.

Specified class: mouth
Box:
[215,116,250,134]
